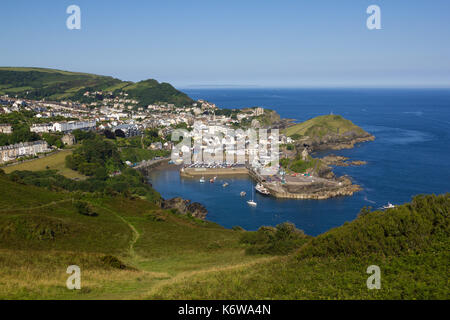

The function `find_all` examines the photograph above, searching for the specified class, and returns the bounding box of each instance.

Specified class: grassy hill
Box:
[0,67,192,106]
[284,115,369,138]
[0,161,448,299]
[0,171,263,299]
[147,193,450,300]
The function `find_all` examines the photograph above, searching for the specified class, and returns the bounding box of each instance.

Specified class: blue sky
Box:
[0,0,449,88]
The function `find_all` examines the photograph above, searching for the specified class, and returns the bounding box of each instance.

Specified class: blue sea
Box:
[148,89,450,236]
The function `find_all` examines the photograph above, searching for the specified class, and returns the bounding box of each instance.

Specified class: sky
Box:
[0,0,449,88]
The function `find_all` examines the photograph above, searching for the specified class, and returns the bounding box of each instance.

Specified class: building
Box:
[30,123,53,133]
[0,124,12,134]
[53,120,97,133]
[62,134,76,146]
[113,124,140,137]
[0,140,50,163]
[254,107,264,116]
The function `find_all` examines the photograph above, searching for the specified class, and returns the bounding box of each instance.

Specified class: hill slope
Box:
[0,162,448,299]
[0,67,192,106]
[148,193,450,300]
[284,115,375,151]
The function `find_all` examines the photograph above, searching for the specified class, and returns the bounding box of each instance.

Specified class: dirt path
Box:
[0,199,72,212]
[98,205,141,259]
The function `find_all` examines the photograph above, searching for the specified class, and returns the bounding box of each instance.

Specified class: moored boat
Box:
[255,183,270,195]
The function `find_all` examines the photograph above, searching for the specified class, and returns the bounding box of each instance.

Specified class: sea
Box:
[147,88,450,236]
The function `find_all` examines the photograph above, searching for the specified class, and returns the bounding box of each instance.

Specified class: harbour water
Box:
[148,89,450,236]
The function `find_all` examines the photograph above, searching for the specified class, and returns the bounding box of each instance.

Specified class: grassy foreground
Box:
[0,167,448,299]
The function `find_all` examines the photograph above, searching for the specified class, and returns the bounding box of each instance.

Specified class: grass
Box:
[0,168,448,299]
[0,174,258,299]
[2,149,86,180]
[284,115,367,138]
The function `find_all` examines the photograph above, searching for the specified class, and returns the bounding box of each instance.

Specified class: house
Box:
[0,124,12,134]
[62,134,76,146]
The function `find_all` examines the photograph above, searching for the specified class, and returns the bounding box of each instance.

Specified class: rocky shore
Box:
[161,197,208,220]
[296,132,375,152]
[321,154,367,167]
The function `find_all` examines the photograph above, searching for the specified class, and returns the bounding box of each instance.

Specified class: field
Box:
[2,149,86,180]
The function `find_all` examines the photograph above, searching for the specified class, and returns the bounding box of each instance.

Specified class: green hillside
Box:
[0,158,448,300]
[284,115,369,138]
[0,67,192,106]
[148,194,450,300]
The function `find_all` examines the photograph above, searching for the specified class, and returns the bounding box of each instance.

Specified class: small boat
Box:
[247,200,257,207]
[380,202,396,210]
[255,183,270,195]
[247,188,257,206]
[240,191,246,197]
[199,177,205,183]
[222,182,229,187]
[209,178,214,183]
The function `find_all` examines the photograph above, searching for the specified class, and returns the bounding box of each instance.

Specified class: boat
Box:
[247,200,257,207]
[199,177,205,183]
[255,183,270,195]
[209,178,214,183]
[240,191,246,197]
[247,188,257,206]
[380,202,396,210]
[222,182,229,187]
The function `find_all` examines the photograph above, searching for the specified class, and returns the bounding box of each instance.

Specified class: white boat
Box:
[222,182,229,187]
[247,200,257,207]
[199,177,205,183]
[247,188,257,206]
[255,183,270,195]
[380,202,396,210]
[240,191,246,197]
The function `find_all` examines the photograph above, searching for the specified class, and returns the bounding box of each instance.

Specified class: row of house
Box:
[30,120,97,133]
[0,140,50,163]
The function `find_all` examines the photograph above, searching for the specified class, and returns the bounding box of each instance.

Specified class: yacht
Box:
[247,188,257,206]
[199,177,205,183]
[255,183,270,195]
[240,191,246,197]
[380,202,396,210]
[247,200,257,207]
[222,182,229,187]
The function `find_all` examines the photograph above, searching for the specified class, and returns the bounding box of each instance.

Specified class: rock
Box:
[187,202,208,220]
[161,197,208,220]
[321,154,367,167]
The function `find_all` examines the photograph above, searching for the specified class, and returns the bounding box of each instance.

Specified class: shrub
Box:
[74,200,98,217]
[240,223,308,255]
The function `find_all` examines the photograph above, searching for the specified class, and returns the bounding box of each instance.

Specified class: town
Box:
[0,92,291,166]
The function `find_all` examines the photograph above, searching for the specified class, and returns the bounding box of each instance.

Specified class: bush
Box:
[100,255,128,269]
[74,200,98,217]
[298,194,450,259]
[240,223,308,255]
